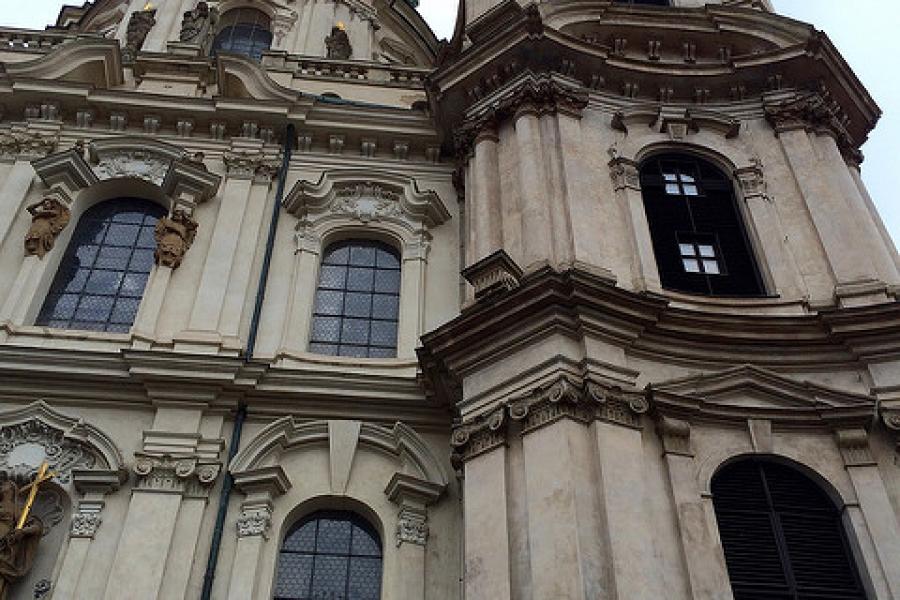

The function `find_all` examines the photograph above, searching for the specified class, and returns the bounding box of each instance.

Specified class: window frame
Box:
[211,7,273,62]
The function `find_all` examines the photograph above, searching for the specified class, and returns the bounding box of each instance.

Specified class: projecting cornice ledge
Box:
[2,37,123,89]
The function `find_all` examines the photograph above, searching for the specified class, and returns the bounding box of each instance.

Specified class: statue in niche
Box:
[0,479,45,600]
[326,25,352,60]
[154,208,198,269]
[179,2,216,46]
[24,197,70,259]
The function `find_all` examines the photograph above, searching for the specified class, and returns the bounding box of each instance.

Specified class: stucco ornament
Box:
[69,512,101,538]
[0,420,99,484]
[24,198,70,259]
[154,209,198,269]
[236,507,271,538]
[332,184,403,223]
[92,151,170,186]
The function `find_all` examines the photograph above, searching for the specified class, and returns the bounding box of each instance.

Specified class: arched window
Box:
[712,458,866,600]
[35,198,165,333]
[639,153,765,296]
[211,8,272,61]
[309,240,401,358]
[274,511,383,600]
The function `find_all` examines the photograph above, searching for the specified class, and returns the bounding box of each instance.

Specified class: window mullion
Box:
[758,463,799,599]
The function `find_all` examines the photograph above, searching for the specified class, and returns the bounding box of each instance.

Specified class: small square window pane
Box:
[274,553,314,598]
[95,246,132,270]
[120,273,149,297]
[318,265,347,289]
[105,224,141,246]
[665,183,681,195]
[74,244,99,266]
[316,519,352,554]
[663,173,678,181]
[70,320,106,332]
[46,294,79,320]
[682,259,701,273]
[680,174,695,183]
[698,245,716,257]
[373,270,400,294]
[324,245,350,265]
[376,249,400,269]
[372,294,399,320]
[344,293,372,318]
[339,345,369,358]
[678,244,695,257]
[63,269,90,293]
[84,270,123,294]
[129,249,156,271]
[347,268,375,292]
[352,527,382,557]
[283,521,318,552]
[310,556,349,596]
[348,557,383,600]
[682,184,699,196]
[370,321,398,347]
[82,223,108,245]
[136,226,157,249]
[341,318,370,345]
[703,260,721,275]
[112,210,148,224]
[311,316,341,343]
[74,295,114,322]
[309,342,339,356]
[350,245,377,267]
[314,290,344,316]
[110,297,141,324]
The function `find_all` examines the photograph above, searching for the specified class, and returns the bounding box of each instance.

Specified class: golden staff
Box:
[17,462,54,530]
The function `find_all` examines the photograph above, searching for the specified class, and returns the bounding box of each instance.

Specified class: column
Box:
[471,129,502,262]
[0,160,36,249]
[539,114,575,266]
[385,474,444,599]
[454,417,512,600]
[594,414,665,600]
[131,266,172,347]
[849,164,900,273]
[514,108,553,266]
[835,429,900,597]
[396,240,428,358]
[657,417,735,600]
[611,158,662,292]
[280,230,321,354]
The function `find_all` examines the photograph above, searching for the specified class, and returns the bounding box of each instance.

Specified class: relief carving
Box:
[0,132,57,160]
[122,8,157,63]
[0,420,99,484]
[0,480,43,600]
[396,508,428,547]
[236,506,271,538]
[24,197,70,259]
[69,512,101,538]
[325,26,353,60]
[332,184,403,223]
[154,209,198,269]
[92,151,171,186]
[222,151,279,181]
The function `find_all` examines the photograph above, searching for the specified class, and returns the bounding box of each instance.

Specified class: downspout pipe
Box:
[200,122,295,600]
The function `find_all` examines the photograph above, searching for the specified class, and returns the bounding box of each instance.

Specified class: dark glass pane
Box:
[314,290,345,316]
[35,198,164,333]
[347,268,374,292]
[136,226,157,249]
[370,321,397,347]
[311,317,341,343]
[351,525,382,557]
[349,244,377,267]
[373,271,400,294]
[319,265,347,289]
[367,347,395,359]
[339,345,369,358]
[371,295,399,320]
[310,556,348,596]
[324,244,350,265]
[274,553,313,598]
[316,518,352,553]
[341,319,370,345]
[283,521,318,553]
[376,248,400,269]
[344,293,371,318]
[309,342,339,355]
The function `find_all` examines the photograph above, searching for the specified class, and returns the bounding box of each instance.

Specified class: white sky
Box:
[4,1,898,245]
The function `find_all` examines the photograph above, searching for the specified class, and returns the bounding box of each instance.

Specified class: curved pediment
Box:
[2,37,123,89]
[216,54,301,103]
[651,365,875,426]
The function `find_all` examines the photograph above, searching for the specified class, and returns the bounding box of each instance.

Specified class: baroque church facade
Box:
[0,0,898,598]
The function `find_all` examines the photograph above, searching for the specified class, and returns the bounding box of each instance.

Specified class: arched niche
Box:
[226,418,448,600]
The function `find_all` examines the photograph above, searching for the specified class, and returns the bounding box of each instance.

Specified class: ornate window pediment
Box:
[651,365,875,426]
[0,401,126,488]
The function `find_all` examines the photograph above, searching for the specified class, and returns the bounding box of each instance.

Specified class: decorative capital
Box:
[509,376,593,433]
[656,416,692,457]
[154,209,198,269]
[765,91,856,152]
[70,510,102,539]
[133,452,222,496]
[834,428,876,467]
[461,249,523,301]
[237,505,273,538]
[587,382,650,428]
[451,407,506,462]
[222,151,280,182]
[25,194,71,259]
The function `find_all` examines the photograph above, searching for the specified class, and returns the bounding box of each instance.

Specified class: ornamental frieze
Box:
[0,131,57,160]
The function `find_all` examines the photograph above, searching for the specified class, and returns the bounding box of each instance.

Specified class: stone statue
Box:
[325,26,352,60]
[24,197,70,259]
[154,209,198,269]
[122,8,157,63]
[0,481,43,600]
[179,2,214,45]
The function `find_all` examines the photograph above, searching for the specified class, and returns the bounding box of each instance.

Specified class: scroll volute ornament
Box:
[24,197,70,259]
[154,209,197,269]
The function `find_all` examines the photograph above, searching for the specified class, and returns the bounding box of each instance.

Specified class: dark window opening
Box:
[275,511,382,600]
[712,458,867,600]
[309,240,401,358]
[639,153,765,296]
[35,198,165,333]
[211,8,273,62]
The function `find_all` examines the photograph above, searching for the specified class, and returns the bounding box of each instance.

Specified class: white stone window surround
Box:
[280,169,451,363]
[0,140,220,348]
[608,124,798,306]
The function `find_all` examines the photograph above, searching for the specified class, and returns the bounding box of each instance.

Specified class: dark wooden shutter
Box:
[712,459,867,600]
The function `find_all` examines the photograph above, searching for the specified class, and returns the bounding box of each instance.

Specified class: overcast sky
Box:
[6,1,899,245]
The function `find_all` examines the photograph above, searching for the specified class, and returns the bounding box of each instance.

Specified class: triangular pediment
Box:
[652,365,875,425]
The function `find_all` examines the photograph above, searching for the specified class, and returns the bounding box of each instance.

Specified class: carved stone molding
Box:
[735,160,773,203]
[123,9,157,63]
[222,151,280,182]
[397,507,428,547]
[882,409,900,457]
[588,383,650,429]
[451,407,507,462]
[70,500,103,539]
[325,26,352,60]
[0,420,99,484]
[455,72,589,157]
[133,452,221,496]
[611,105,740,139]
[91,150,171,187]
[609,157,640,192]
[834,428,876,467]
[0,131,57,160]
[332,183,403,223]
[461,249,523,302]
[509,377,593,434]
[24,194,71,259]
[657,416,692,457]
[765,91,854,150]
[385,473,444,548]
[154,209,198,269]
[236,505,273,538]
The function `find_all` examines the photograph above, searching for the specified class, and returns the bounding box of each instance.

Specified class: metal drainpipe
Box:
[200,122,295,600]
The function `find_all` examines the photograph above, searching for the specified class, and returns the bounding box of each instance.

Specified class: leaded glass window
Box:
[211,8,273,62]
[274,511,383,600]
[35,198,165,333]
[309,240,401,358]
[712,459,866,600]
